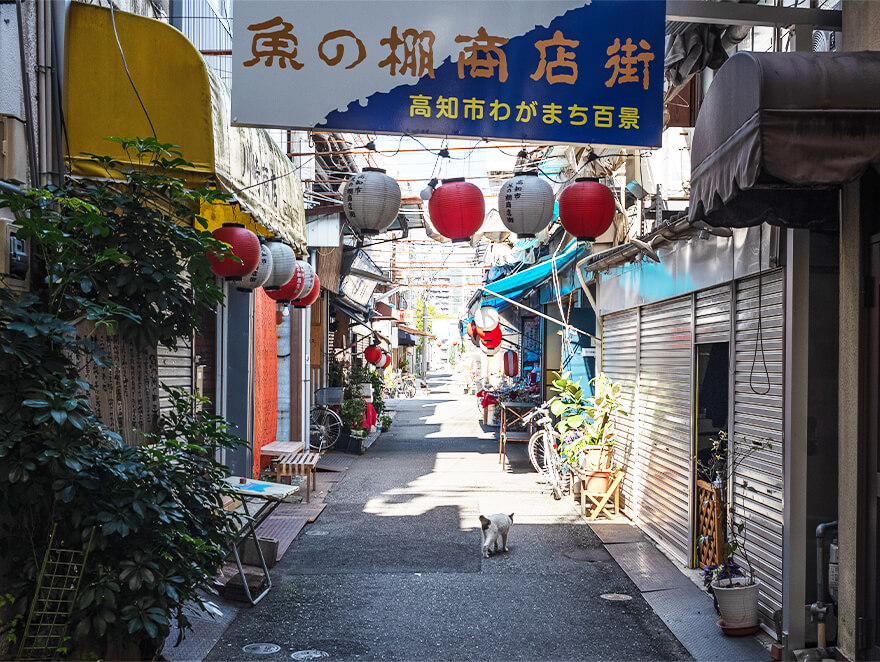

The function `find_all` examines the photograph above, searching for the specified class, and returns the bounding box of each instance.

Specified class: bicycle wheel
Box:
[309,406,343,451]
[542,436,564,500]
[527,430,548,476]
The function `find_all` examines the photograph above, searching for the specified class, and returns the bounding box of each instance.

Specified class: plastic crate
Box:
[314,387,343,406]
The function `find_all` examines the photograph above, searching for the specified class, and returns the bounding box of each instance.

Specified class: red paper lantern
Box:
[265,263,307,302]
[381,352,392,369]
[503,350,519,377]
[428,178,485,241]
[481,326,502,349]
[292,273,321,308]
[364,344,383,365]
[465,321,475,337]
[207,223,261,281]
[558,177,616,241]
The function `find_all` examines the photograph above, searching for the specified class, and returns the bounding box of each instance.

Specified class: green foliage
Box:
[4,136,230,349]
[340,396,366,428]
[328,356,345,388]
[549,372,626,439]
[369,370,384,416]
[0,137,246,658]
[379,415,392,430]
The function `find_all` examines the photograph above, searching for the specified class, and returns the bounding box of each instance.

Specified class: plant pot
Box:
[580,446,613,471]
[712,578,760,629]
[581,469,613,495]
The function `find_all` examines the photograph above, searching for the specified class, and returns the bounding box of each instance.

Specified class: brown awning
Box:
[398,325,435,339]
[689,51,880,229]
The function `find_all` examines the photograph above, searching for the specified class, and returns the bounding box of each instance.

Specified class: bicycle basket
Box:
[314,387,344,406]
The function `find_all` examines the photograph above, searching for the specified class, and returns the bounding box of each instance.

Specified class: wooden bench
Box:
[259,441,306,457]
[274,452,320,503]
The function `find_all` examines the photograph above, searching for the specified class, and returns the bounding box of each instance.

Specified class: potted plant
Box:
[549,373,626,480]
[379,414,392,432]
[698,432,771,634]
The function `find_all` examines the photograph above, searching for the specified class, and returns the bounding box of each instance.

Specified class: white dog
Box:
[480,513,514,558]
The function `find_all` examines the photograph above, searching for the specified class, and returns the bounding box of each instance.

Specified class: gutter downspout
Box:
[15,0,39,185]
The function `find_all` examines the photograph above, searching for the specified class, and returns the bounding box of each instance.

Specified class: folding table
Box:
[223,477,299,605]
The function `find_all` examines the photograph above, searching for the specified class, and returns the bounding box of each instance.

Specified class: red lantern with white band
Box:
[207,223,261,281]
[474,306,499,333]
[292,273,321,308]
[558,177,616,241]
[364,344,383,365]
[381,352,392,369]
[503,350,519,377]
[264,238,296,290]
[265,261,307,302]
[428,178,485,241]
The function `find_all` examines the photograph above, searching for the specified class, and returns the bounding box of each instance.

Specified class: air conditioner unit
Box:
[0,208,30,292]
[812,29,838,52]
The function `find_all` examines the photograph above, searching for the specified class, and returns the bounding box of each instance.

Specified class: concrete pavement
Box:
[204,371,691,661]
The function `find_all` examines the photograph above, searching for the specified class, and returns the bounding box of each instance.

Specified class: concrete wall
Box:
[843,0,880,51]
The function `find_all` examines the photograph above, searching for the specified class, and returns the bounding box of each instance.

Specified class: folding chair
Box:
[578,469,624,521]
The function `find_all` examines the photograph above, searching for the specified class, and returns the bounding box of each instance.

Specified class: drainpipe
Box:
[811,521,839,649]
[14,0,39,185]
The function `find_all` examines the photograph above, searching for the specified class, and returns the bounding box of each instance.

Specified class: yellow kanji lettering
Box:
[568,105,589,126]
[619,107,639,129]
[463,98,485,120]
[594,106,614,128]
[489,100,510,121]
[410,95,432,118]
[436,96,459,119]
[542,103,563,124]
[515,101,537,123]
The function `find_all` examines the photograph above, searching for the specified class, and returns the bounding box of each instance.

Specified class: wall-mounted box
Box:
[0,114,28,185]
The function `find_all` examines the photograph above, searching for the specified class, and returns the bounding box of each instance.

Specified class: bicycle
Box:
[400,374,417,398]
[523,403,565,500]
[310,387,344,452]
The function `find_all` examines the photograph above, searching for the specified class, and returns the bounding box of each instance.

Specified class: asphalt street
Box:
[207,371,691,661]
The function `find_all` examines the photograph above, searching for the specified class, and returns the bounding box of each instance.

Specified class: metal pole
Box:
[479,286,600,343]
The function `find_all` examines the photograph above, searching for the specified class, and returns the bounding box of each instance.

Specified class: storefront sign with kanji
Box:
[232,0,665,147]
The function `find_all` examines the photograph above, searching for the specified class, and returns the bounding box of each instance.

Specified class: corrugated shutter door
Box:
[638,297,693,565]
[695,286,731,344]
[158,338,194,417]
[601,309,639,520]
[733,270,785,628]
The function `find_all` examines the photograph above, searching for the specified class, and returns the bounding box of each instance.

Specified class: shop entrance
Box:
[694,342,730,567]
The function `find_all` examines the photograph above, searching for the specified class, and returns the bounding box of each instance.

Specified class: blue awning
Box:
[479,241,583,310]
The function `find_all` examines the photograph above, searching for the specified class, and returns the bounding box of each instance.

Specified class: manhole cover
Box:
[600,593,633,601]
[243,643,281,654]
[305,530,329,536]
[291,651,329,660]
[563,548,612,562]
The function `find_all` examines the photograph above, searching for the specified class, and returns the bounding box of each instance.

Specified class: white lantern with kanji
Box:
[236,241,274,292]
[343,168,402,235]
[498,172,555,238]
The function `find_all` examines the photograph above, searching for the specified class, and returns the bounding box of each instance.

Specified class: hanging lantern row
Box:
[503,350,519,378]
[498,172,555,238]
[558,177,616,241]
[207,224,322,306]
[380,352,392,369]
[342,168,402,236]
[480,325,503,350]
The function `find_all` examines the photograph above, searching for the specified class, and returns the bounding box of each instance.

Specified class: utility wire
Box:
[107,0,157,141]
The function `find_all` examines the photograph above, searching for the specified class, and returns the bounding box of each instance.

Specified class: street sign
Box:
[232,1,665,147]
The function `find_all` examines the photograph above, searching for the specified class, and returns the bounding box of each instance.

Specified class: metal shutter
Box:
[637,297,693,566]
[157,337,194,417]
[733,269,785,629]
[695,286,731,344]
[601,309,639,520]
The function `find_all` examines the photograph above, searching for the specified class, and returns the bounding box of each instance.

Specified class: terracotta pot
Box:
[581,469,613,495]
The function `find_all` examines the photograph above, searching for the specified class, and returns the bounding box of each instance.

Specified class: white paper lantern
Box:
[498,171,555,238]
[294,260,316,300]
[343,167,402,235]
[474,306,500,333]
[236,242,274,292]
[264,238,297,290]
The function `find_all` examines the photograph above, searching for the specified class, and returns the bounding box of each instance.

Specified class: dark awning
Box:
[689,51,880,229]
[397,329,417,346]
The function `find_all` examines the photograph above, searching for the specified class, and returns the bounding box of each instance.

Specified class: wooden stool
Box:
[274,452,320,503]
[578,470,624,521]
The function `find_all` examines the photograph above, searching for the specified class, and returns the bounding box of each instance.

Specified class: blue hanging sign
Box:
[232,1,665,148]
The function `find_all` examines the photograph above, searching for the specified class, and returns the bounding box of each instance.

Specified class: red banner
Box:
[253,291,279,477]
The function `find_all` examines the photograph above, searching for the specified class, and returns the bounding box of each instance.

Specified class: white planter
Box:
[359,383,373,403]
[712,578,760,628]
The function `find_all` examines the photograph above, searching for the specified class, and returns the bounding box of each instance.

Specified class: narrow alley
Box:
[206,372,689,661]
